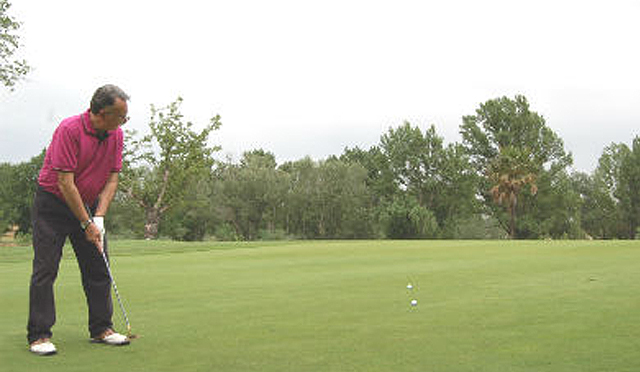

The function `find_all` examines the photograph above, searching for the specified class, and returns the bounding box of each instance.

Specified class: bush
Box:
[213,223,241,241]
[381,195,438,239]
[453,215,506,239]
[258,229,293,241]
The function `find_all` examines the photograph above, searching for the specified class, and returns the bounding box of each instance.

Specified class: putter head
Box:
[127,325,139,339]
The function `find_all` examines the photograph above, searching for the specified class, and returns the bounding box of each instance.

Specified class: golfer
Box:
[27,85,131,355]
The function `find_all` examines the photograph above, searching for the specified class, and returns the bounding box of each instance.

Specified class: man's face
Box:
[100,98,129,131]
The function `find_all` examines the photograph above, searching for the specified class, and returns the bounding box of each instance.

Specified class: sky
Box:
[1,0,638,172]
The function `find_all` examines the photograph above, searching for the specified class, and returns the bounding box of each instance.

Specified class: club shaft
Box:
[102,251,131,329]
[85,204,132,333]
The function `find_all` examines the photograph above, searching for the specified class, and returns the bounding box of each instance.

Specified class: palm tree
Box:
[489,147,538,239]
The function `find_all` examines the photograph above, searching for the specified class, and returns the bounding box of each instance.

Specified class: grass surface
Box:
[2,240,640,371]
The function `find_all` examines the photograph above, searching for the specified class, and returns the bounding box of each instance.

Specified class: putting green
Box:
[1,240,640,371]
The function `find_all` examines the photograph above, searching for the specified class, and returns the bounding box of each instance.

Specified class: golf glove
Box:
[93,216,106,237]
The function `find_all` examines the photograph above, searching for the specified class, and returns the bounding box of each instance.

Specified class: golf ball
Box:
[411,299,418,306]
[407,283,413,290]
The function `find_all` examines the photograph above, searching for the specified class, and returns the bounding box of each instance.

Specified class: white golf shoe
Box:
[29,339,57,356]
[92,329,130,346]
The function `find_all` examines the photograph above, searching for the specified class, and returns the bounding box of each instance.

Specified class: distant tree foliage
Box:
[371,122,477,238]
[0,151,43,235]
[119,97,221,239]
[579,137,640,239]
[2,95,637,242]
[0,0,30,89]
[461,95,574,239]
[216,150,289,240]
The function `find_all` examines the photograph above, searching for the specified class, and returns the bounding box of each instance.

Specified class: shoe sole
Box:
[30,349,57,356]
[90,339,131,346]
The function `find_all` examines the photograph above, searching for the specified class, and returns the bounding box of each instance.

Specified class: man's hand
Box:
[93,216,106,253]
[85,222,104,253]
[93,216,106,238]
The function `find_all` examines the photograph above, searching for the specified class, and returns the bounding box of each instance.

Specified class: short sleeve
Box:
[50,125,79,172]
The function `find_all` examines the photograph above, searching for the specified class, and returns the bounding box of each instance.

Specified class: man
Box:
[28,85,131,356]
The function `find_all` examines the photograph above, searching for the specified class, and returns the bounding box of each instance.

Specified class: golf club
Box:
[100,248,136,339]
[85,205,138,339]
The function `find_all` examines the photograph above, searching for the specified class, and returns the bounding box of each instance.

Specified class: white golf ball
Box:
[411,299,418,306]
[407,284,413,290]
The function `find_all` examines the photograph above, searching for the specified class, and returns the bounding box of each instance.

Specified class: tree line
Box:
[1,95,639,241]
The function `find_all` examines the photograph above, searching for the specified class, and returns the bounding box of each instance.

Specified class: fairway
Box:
[2,240,640,371]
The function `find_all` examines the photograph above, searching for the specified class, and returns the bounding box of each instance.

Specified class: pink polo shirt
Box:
[38,110,123,206]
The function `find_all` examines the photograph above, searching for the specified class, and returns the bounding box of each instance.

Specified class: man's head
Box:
[90,85,130,132]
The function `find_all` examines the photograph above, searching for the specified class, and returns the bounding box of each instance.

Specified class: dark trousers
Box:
[27,187,113,344]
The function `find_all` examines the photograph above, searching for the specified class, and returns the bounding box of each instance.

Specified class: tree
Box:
[380,122,439,205]
[313,157,373,238]
[592,137,640,239]
[120,97,221,239]
[377,122,477,237]
[488,146,538,238]
[461,95,573,238]
[216,150,289,240]
[380,193,438,239]
[106,191,146,239]
[278,157,373,239]
[341,145,396,208]
[279,157,318,238]
[161,173,220,241]
[619,137,640,239]
[436,142,479,237]
[1,0,30,89]
[571,172,614,239]
[0,151,44,234]
[518,169,582,239]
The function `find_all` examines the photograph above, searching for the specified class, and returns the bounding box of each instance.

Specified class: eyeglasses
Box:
[103,110,130,124]
[116,114,130,124]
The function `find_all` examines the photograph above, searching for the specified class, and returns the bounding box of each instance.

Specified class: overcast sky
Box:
[1,0,638,172]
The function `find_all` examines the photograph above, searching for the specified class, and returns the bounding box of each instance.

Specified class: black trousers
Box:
[27,187,113,344]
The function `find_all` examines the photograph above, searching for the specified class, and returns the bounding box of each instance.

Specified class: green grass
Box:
[2,240,640,371]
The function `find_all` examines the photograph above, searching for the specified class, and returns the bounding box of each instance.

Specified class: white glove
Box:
[93,216,106,239]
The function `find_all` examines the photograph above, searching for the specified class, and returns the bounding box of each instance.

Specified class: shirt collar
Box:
[81,109,110,141]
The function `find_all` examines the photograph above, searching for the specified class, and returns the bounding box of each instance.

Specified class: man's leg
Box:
[69,230,113,338]
[27,190,69,345]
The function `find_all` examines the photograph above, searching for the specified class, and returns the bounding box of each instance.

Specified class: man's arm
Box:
[95,172,119,217]
[57,171,103,251]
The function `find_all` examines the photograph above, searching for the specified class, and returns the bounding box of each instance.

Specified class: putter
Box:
[85,205,138,339]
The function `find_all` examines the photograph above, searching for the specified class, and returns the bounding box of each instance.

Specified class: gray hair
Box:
[90,84,130,114]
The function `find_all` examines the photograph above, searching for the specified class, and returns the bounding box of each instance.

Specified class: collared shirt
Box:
[38,110,123,205]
